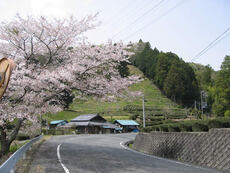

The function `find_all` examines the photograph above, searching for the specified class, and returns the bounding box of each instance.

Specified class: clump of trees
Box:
[209,56,230,117]
[190,56,230,117]
[131,40,199,106]
[131,40,230,117]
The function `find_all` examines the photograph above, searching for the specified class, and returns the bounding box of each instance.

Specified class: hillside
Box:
[44,65,187,126]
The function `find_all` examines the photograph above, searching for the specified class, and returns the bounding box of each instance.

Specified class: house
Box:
[114,120,139,133]
[64,114,119,134]
[50,120,68,128]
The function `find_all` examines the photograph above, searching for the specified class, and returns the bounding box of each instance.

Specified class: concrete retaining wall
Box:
[133,128,230,172]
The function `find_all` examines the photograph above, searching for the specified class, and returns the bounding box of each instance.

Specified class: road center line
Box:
[57,144,70,173]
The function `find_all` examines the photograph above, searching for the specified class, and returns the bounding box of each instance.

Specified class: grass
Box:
[44,65,186,124]
[0,141,28,153]
[15,136,51,173]
[128,143,133,148]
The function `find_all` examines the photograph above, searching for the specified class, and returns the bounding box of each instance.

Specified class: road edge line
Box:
[57,144,70,173]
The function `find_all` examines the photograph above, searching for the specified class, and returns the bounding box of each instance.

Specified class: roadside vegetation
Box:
[43,65,186,126]
[143,117,230,133]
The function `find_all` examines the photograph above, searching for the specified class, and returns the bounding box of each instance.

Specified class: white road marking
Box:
[57,144,70,173]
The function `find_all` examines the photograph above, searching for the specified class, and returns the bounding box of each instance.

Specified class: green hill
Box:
[44,65,187,127]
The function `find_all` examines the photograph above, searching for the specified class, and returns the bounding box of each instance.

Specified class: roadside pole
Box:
[40,114,42,135]
[200,91,203,115]
[194,100,196,110]
[142,95,146,128]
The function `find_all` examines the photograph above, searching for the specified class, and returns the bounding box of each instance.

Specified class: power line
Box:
[123,0,185,41]
[112,0,166,39]
[191,26,230,61]
[104,0,150,29]
[103,0,134,26]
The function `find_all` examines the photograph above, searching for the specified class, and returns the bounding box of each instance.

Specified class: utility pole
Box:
[142,95,146,128]
[194,100,197,110]
[200,91,203,115]
[40,114,42,135]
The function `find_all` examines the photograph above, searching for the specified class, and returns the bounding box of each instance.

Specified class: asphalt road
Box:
[29,134,222,173]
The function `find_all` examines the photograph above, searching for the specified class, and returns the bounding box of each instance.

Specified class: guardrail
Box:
[0,135,42,173]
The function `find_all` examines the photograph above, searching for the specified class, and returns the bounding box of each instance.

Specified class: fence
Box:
[0,135,42,173]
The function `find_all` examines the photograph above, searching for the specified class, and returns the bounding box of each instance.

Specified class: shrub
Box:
[224,110,230,117]
[216,118,230,128]
[192,122,208,132]
[207,119,223,129]
[142,127,152,132]
[16,133,30,141]
[149,116,164,121]
[162,120,175,124]
[159,124,169,132]
[168,124,180,132]
[152,126,160,131]
[179,122,192,132]
[123,105,142,112]
[130,113,139,120]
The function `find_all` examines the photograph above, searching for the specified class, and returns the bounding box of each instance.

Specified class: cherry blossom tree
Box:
[0,14,139,156]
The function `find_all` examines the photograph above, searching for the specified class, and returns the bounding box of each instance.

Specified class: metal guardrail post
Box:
[0,135,42,173]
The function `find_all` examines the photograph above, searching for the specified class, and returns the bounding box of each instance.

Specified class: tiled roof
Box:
[71,114,98,122]
[65,122,89,127]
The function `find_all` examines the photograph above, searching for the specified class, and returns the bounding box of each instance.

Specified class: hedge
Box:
[192,122,209,132]
[16,133,30,141]
[178,122,192,132]
[142,117,230,133]
[168,124,181,132]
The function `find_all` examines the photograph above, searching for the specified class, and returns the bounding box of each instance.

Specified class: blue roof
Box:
[50,120,67,125]
[115,120,139,126]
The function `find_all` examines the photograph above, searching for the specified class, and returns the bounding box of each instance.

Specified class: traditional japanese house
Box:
[65,114,119,134]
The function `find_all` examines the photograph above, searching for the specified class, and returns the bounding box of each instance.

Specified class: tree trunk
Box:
[0,139,10,157]
[0,118,23,157]
[0,126,10,157]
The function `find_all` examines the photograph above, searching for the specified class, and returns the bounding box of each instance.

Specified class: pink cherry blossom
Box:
[0,14,140,155]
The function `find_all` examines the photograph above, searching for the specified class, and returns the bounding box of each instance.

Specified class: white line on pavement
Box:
[57,144,70,173]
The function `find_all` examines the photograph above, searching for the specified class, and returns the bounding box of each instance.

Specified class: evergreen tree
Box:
[212,56,230,116]
[154,53,171,89]
[163,60,199,106]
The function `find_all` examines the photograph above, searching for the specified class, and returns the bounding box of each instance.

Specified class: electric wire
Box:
[191,26,230,61]
[112,0,166,39]
[103,0,134,26]
[123,0,185,41]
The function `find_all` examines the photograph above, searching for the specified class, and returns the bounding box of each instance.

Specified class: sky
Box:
[0,0,229,71]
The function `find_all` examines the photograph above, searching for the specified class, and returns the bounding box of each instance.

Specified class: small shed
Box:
[114,120,139,132]
[50,120,68,128]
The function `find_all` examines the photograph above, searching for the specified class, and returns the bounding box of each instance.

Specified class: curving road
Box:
[29,134,221,173]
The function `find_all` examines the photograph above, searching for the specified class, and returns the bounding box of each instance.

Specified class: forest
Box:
[129,40,230,117]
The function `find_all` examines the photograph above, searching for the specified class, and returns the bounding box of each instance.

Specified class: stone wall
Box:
[133,128,230,172]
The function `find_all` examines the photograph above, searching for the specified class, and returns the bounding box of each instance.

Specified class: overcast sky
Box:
[0,0,229,70]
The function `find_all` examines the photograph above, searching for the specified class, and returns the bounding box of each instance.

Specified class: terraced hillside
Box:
[44,65,187,127]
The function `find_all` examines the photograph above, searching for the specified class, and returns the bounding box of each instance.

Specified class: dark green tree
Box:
[118,61,130,77]
[163,60,199,106]
[212,55,230,116]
